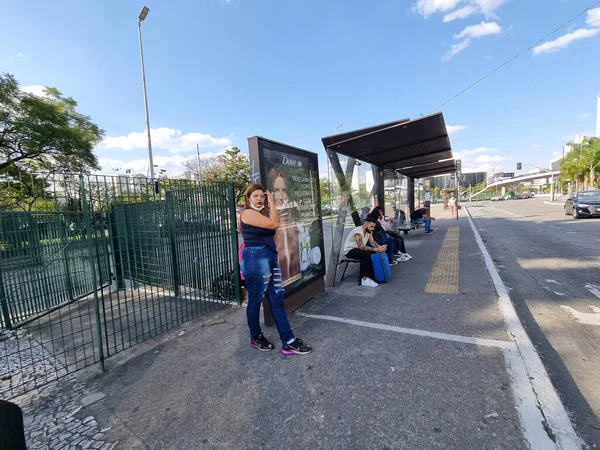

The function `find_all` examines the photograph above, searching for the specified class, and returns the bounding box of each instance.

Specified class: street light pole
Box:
[137,6,155,186]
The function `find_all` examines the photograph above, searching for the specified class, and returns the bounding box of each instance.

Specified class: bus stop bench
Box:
[396,221,422,234]
[333,258,361,286]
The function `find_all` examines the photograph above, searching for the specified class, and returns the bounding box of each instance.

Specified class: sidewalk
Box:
[21,204,581,449]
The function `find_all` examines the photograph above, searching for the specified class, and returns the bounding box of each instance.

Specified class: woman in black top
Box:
[239,183,312,355]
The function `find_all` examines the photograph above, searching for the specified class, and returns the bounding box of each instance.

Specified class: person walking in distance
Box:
[449,194,457,217]
[239,184,312,355]
[343,217,387,287]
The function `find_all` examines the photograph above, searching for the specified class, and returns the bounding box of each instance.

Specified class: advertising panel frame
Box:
[247,136,325,319]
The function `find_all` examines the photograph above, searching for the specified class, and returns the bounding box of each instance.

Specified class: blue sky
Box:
[2,0,599,178]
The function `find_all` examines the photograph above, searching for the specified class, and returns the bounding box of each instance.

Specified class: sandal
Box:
[251,333,274,351]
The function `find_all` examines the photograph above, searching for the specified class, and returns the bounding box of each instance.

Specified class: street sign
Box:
[456,159,462,176]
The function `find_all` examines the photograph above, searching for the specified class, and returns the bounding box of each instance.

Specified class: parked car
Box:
[490,195,504,201]
[564,190,600,219]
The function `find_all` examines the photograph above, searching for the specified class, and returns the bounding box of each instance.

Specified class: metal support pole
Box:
[228,183,241,304]
[165,191,181,297]
[138,18,155,190]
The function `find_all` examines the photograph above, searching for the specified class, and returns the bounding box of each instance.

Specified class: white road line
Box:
[482,204,522,217]
[294,312,514,349]
[544,201,565,206]
[465,206,582,450]
[584,283,600,300]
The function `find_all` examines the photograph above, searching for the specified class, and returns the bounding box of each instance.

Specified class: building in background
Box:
[423,172,486,190]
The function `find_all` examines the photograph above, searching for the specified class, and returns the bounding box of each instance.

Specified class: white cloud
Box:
[575,113,589,119]
[415,0,462,17]
[475,0,507,19]
[443,5,478,22]
[455,21,502,39]
[20,85,47,97]
[16,53,28,58]
[442,39,471,61]
[587,8,600,27]
[453,147,510,172]
[100,127,232,154]
[533,28,600,55]
[416,0,506,20]
[447,124,468,135]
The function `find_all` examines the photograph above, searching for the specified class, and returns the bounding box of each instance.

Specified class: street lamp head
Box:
[138,6,150,21]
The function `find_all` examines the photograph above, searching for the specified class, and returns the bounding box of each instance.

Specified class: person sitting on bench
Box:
[410,207,435,234]
[343,217,386,287]
[367,207,407,263]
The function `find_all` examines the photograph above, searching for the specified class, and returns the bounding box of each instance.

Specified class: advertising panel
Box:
[248,137,325,298]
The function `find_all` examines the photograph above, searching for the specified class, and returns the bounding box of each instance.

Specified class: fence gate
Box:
[0,174,240,399]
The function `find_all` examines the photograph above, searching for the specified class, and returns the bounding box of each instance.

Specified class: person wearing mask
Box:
[410,207,435,234]
[239,184,312,355]
[343,217,386,287]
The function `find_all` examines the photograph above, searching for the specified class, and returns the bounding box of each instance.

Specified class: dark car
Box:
[564,190,600,219]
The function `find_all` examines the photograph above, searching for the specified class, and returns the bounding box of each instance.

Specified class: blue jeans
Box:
[241,246,294,343]
[414,218,431,232]
[373,235,397,263]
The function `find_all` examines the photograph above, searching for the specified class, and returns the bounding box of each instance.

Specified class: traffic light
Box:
[516,162,522,170]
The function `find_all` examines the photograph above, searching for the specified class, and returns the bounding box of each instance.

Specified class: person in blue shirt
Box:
[239,183,312,355]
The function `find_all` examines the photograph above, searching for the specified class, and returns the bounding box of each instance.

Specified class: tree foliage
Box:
[203,147,251,202]
[560,137,600,190]
[0,73,104,173]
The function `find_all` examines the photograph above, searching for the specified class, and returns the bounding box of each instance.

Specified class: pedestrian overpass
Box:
[472,170,560,197]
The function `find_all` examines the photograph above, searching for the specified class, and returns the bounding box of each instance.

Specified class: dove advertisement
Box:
[248,137,325,299]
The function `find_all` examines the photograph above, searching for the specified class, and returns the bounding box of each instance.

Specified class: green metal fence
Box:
[0,173,240,399]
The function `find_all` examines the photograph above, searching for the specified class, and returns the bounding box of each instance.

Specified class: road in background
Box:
[468,198,600,445]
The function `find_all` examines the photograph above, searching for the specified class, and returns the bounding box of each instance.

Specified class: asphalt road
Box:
[467,197,600,446]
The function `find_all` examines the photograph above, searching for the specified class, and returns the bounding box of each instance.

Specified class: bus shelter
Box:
[321,112,456,287]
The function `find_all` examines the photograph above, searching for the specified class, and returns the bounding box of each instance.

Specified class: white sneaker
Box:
[403,253,412,260]
[361,277,379,287]
[389,260,398,266]
[397,255,410,262]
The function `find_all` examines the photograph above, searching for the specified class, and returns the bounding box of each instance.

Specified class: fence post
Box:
[165,191,180,297]
[0,267,12,329]
[228,183,241,304]
[57,217,74,301]
[80,175,105,370]
[108,209,125,289]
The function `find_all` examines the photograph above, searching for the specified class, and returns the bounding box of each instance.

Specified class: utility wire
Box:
[429,0,600,114]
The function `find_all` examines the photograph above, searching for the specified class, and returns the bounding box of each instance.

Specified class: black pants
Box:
[346,248,372,279]
[391,234,406,253]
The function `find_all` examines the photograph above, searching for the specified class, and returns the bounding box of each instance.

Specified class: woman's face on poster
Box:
[272,176,288,208]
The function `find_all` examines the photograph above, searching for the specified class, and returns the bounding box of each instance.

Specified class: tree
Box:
[203,146,251,202]
[182,154,224,180]
[0,73,104,173]
[319,177,331,204]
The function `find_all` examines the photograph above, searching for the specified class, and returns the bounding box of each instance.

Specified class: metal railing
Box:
[0,173,240,398]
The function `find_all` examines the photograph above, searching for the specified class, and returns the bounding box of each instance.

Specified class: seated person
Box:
[367,207,408,263]
[378,215,412,261]
[410,208,435,234]
[342,218,386,287]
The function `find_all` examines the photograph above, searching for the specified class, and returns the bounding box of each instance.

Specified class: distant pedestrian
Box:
[449,195,457,217]
[239,183,312,355]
